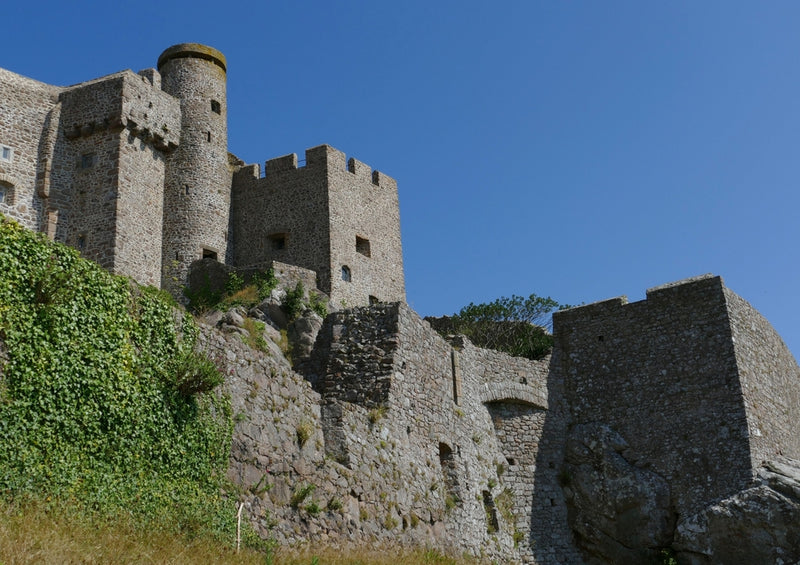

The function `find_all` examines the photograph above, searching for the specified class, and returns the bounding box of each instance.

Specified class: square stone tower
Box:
[231,145,405,307]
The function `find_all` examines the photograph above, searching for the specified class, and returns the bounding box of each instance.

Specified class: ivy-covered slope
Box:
[0,216,241,539]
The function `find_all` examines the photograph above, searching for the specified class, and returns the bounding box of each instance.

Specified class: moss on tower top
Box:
[157,43,226,73]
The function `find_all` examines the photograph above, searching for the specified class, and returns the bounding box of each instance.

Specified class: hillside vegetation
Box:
[0,216,265,551]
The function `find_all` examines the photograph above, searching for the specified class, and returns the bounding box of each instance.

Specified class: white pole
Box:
[237,502,244,553]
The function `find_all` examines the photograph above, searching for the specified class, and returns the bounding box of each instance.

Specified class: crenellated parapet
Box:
[246,145,398,190]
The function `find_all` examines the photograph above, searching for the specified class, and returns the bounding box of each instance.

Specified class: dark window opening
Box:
[211,100,221,114]
[369,295,379,305]
[76,233,87,252]
[507,457,516,466]
[356,236,371,257]
[439,443,462,506]
[202,248,218,260]
[80,153,95,169]
[206,132,212,142]
[341,265,351,282]
[184,185,190,195]
[0,186,5,204]
[482,491,499,534]
[268,233,287,251]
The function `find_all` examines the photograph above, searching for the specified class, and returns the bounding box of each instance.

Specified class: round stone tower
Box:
[157,43,231,294]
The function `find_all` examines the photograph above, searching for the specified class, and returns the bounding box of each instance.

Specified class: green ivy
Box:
[0,216,262,548]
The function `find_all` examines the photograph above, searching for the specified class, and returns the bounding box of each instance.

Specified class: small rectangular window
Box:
[268,233,287,250]
[76,233,87,252]
[211,100,221,114]
[356,236,371,257]
[202,248,218,260]
[206,132,212,142]
[0,186,5,204]
[80,153,95,169]
[0,145,12,163]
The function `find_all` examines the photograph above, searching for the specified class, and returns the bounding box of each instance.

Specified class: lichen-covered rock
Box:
[563,423,674,564]
[674,458,800,565]
[288,309,323,363]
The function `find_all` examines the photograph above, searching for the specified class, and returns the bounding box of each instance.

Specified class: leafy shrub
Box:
[225,272,244,295]
[252,269,278,301]
[309,291,328,318]
[282,281,305,321]
[290,484,315,508]
[428,293,567,360]
[170,349,224,396]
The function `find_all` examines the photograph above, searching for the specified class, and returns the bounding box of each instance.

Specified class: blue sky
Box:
[6,1,800,356]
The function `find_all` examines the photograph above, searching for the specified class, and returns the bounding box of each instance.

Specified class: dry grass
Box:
[0,501,476,564]
[0,502,265,565]
[272,547,471,564]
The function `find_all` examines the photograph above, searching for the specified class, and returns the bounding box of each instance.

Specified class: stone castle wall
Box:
[231,145,405,307]
[725,288,800,464]
[327,151,405,307]
[0,68,61,231]
[231,147,333,295]
[552,275,753,518]
[0,46,404,307]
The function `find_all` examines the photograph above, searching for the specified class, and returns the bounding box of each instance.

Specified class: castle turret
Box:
[157,43,231,293]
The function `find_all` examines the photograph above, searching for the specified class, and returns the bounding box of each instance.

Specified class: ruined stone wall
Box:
[0,68,61,230]
[724,288,800,464]
[298,302,569,562]
[552,275,754,518]
[231,147,332,295]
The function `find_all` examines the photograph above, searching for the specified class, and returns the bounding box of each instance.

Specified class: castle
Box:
[3,45,800,564]
[0,43,404,306]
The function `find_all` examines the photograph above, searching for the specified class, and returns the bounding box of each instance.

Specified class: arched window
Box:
[341,265,351,282]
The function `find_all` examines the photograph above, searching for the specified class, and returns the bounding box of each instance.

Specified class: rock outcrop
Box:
[674,458,800,565]
[562,423,675,564]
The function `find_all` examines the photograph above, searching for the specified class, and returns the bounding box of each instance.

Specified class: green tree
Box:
[431,293,566,360]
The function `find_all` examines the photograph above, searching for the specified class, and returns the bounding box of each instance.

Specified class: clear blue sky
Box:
[6,1,800,356]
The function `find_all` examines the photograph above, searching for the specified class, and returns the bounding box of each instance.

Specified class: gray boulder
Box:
[563,423,675,564]
[674,457,800,565]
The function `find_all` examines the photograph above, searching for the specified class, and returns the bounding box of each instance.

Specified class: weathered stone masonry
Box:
[3,42,800,565]
[0,44,405,306]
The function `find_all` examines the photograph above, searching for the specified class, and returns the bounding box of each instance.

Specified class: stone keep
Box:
[0,43,406,306]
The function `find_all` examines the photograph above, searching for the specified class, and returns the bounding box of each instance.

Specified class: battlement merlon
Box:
[553,274,724,329]
[254,145,397,189]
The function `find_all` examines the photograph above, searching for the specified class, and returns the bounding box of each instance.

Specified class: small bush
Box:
[309,291,328,318]
[225,272,244,295]
[304,501,321,516]
[252,269,278,301]
[513,529,525,548]
[242,317,269,352]
[290,484,315,508]
[327,498,343,512]
[368,404,388,425]
[282,281,305,321]
[296,420,314,447]
[170,349,224,396]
